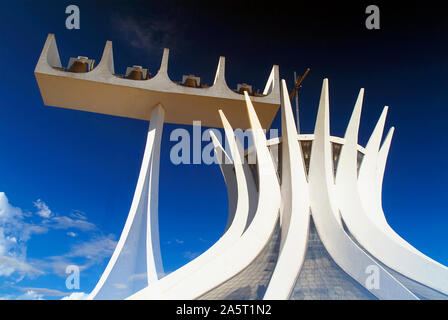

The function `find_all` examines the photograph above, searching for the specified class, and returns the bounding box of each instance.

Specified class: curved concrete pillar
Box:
[369,132,448,298]
[128,92,281,299]
[89,104,165,300]
[212,131,258,234]
[263,80,310,299]
[127,111,252,295]
[359,127,426,256]
[212,135,238,232]
[345,105,448,295]
[308,80,417,300]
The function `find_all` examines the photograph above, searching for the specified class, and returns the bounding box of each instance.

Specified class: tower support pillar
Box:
[89,104,165,300]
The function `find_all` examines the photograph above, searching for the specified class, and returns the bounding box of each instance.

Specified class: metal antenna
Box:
[291,68,310,134]
[294,71,300,133]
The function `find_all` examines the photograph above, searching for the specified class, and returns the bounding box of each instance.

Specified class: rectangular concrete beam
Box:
[35,34,280,130]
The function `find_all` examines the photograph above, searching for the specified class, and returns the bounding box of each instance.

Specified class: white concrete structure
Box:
[35,34,448,300]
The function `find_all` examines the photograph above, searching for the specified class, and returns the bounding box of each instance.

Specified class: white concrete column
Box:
[146,104,165,284]
[89,104,165,299]
[264,80,310,299]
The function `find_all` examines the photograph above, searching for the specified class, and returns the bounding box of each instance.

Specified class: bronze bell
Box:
[237,83,253,95]
[239,87,251,94]
[184,77,197,88]
[126,70,143,80]
[70,61,88,73]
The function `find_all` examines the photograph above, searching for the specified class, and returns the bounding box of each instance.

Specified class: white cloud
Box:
[16,286,67,297]
[0,192,44,279]
[0,286,72,300]
[0,192,112,286]
[45,215,96,231]
[66,234,116,260]
[113,283,127,289]
[33,234,117,277]
[69,210,87,220]
[33,199,51,218]
[61,292,89,300]
[113,14,180,53]
[0,192,117,300]
[16,290,44,300]
[128,272,146,282]
[0,192,22,222]
[0,256,43,278]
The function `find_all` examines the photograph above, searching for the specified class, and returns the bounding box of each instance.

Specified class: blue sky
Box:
[0,1,447,299]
